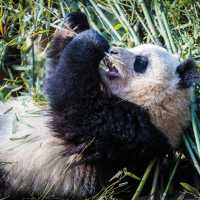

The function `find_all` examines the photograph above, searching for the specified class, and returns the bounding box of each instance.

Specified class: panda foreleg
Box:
[45,29,109,110]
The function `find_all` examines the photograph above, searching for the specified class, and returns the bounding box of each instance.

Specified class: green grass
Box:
[0,0,200,199]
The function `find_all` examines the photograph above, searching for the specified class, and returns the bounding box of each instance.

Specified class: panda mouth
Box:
[102,56,120,80]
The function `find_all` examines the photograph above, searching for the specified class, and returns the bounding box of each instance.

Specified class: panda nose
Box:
[109,48,119,55]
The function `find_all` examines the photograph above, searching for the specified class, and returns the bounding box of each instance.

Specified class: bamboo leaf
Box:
[180,182,200,196]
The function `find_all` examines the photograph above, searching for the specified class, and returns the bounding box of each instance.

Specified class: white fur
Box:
[0,97,95,196]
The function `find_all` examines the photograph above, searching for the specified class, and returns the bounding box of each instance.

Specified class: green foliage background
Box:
[0,0,200,199]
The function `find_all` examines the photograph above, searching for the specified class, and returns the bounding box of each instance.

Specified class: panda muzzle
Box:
[102,55,120,80]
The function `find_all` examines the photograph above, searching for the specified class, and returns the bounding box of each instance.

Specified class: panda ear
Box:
[176,58,200,88]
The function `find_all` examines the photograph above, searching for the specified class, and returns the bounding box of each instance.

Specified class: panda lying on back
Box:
[0,12,199,199]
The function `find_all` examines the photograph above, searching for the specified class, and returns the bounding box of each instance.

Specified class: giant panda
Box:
[0,12,199,199]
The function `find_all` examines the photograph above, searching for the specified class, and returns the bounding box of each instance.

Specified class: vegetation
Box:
[0,0,200,199]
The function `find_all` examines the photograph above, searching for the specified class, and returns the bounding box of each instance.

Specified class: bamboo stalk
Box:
[112,0,140,45]
[183,135,200,176]
[131,159,156,200]
[138,0,159,43]
[191,88,200,158]
[160,1,177,52]
[192,107,200,158]
[134,9,156,43]
[187,134,199,158]
[154,0,172,52]
[31,34,36,88]
[89,0,122,41]
[161,155,181,200]
[150,161,160,200]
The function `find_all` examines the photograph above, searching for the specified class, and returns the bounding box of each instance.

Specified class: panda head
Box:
[100,44,199,147]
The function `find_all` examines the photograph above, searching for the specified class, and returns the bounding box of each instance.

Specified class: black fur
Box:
[44,12,90,82]
[44,12,171,198]
[176,58,200,88]
[64,12,90,32]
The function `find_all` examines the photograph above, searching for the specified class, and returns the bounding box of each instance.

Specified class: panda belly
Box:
[0,97,98,199]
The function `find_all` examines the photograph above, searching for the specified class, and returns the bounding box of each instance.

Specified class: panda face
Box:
[100,44,181,106]
[100,44,199,147]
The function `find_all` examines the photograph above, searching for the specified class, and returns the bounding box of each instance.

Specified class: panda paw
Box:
[75,29,109,54]
[64,12,90,33]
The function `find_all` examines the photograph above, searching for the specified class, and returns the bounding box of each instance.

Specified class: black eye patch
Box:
[134,55,148,73]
